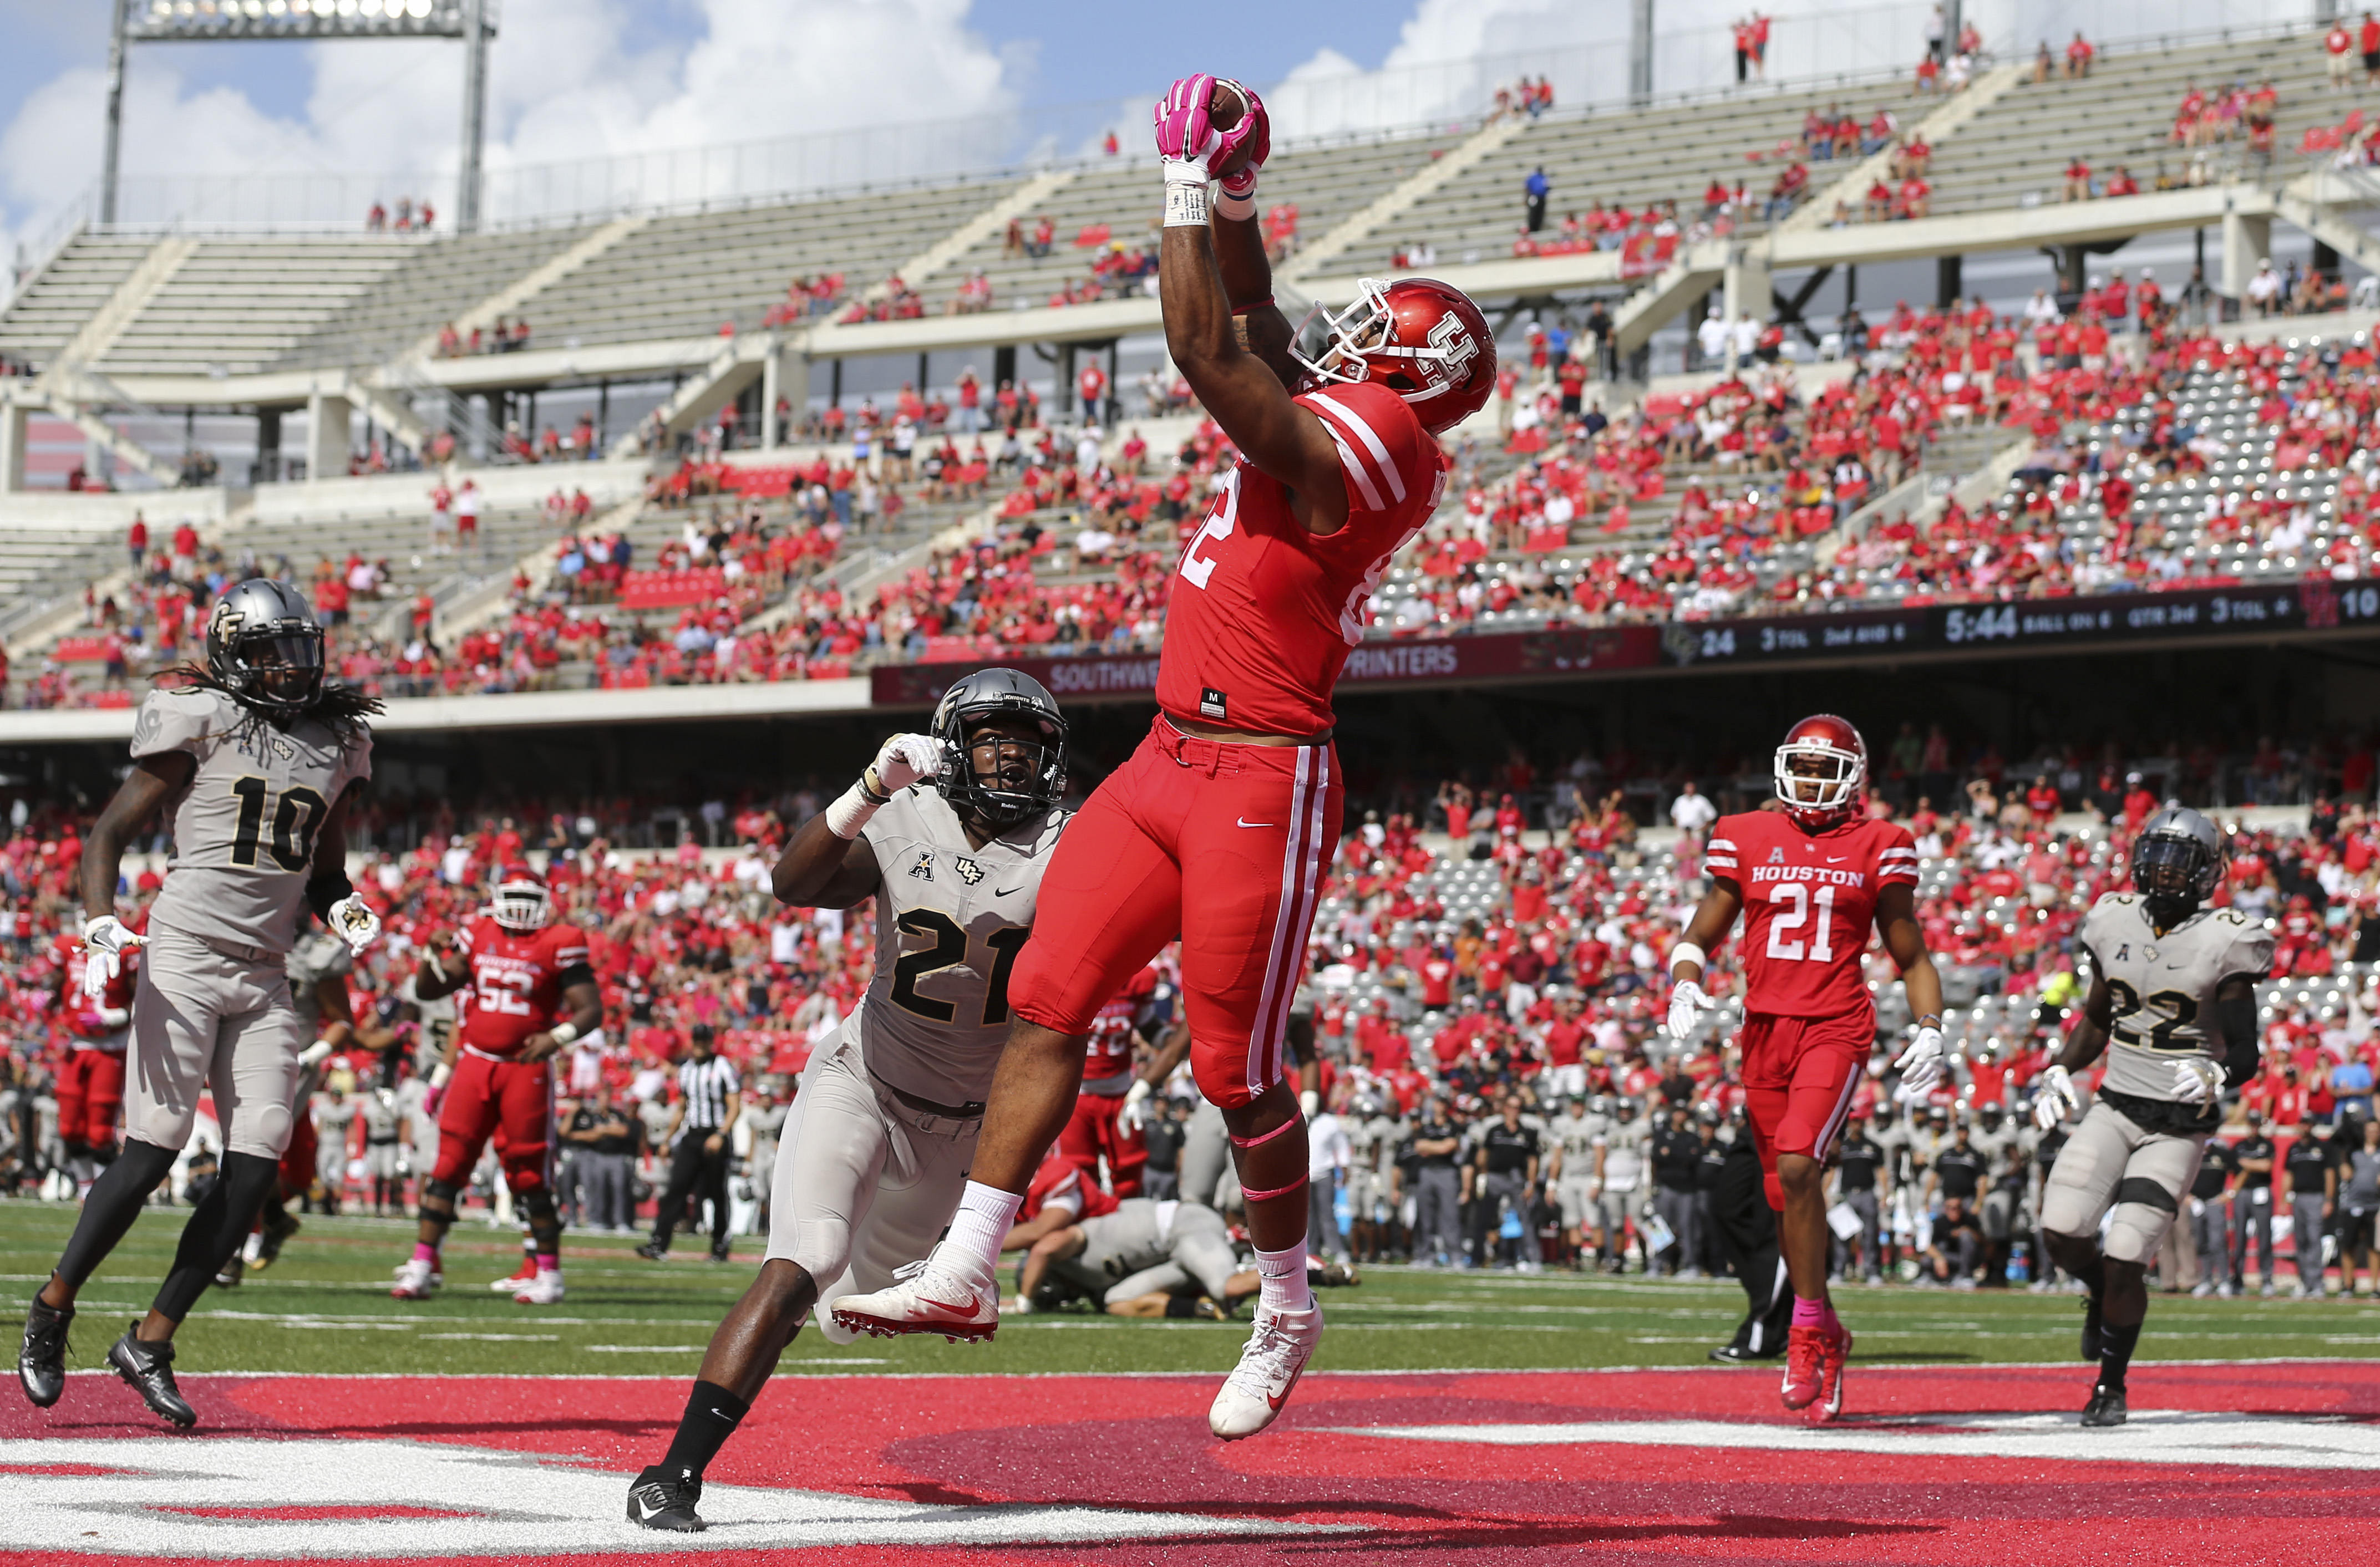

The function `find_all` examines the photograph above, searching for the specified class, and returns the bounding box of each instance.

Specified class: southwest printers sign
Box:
[869,627,1658,706]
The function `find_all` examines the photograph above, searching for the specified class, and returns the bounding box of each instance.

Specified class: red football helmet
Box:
[1773,714,1868,826]
[490,866,554,933]
[1293,277,1496,434]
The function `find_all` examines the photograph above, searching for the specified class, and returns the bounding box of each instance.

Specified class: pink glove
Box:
[1152,74,1221,165]
[1214,78,1270,199]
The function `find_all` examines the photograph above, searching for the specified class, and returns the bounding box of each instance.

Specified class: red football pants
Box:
[1011,715,1342,1110]
[1738,1009,1870,1212]
[56,1048,126,1147]
[1060,1091,1148,1197]
[432,1049,555,1194]
[278,1108,319,1195]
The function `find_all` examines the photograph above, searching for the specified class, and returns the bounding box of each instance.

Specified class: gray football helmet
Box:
[205,578,325,714]
[2130,805,2223,923]
[929,667,1067,831]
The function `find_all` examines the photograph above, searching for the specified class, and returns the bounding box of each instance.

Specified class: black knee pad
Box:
[520,1189,559,1223]
[420,1179,460,1219]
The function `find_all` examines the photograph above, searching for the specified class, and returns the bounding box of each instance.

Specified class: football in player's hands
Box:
[1207,78,1266,185]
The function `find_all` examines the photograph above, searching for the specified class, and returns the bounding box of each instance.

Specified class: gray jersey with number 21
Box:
[133,686,373,955]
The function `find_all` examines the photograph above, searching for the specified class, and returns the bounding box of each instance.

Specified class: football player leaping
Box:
[828,72,1494,1445]
[17,580,380,1429]
[2032,806,2271,1428]
[392,868,600,1305]
[626,669,1070,1533]
[1668,715,1944,1423]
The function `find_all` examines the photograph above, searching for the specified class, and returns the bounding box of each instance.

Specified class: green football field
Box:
[1,1199,2371,1380]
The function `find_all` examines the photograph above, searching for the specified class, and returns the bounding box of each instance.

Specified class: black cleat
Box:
[107,1327,196,1428]
[633,1242,667,1261]
[708,1246,731,1264]
[2079,1293,2104,1362]
[626,1464,706,1531]
[253,1210,301,1270]
[2080,1383,2128,1428]
[18,1294,73,1408]
[1708,1342,1777,1364]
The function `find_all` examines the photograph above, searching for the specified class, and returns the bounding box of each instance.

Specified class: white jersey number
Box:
[1178,470,1241,590]
[1764,882,1838,963]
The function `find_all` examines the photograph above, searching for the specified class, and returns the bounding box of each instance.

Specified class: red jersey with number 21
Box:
[455,916,592,1056]
[1156,380,1449,736]
[1706,811,1917,1020]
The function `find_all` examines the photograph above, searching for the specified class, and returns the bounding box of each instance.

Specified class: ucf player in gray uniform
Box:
[17,580,380,1428]
[2034,806,2272,1429]
[627,669,1069,1533]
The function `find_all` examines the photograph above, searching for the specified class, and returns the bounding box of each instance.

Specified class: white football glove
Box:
[865,733,942,796]
[1892,1026,1947,1101]
[2171,1057,2223,1106]
[298,1037,336,1070]
[1665,979,1710,1044]
[1119,1077,1153,1135]
[81,915,144,998]
[327,894,382,955]
[2033,1064,2081,1131]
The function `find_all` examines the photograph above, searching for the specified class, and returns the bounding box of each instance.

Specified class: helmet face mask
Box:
[491,873,554,933]
[207,580,326,716]
[2130,805,2221,922]
[1773,714,1867,825]
[930,668,1067,833]
[1291,277,1495,434]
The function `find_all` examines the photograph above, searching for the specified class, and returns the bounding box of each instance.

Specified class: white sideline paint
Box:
[1337,1408,2380,1471]
[4,1437,1331,1558]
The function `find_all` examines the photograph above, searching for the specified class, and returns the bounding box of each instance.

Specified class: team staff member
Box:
[1471,1095,1540,1269]
[2285,1125,2341,1298]
[1410,1100,1465,1265]
[568,1085,641,1233]
[2187,1136,2236,1296]
[2232,1111,2279,1294]
[1831,1115,1886,1283]
[1649,1103,1704,1276]
[640,1026,742,1263]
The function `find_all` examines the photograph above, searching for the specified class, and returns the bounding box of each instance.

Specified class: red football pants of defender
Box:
[55,1047,126,1147]
[1012,715,1343,1109]
[278,1107,319,1195]
[432,1048,556,1194]
[1061,1090,1148,1197]
[1738,1009,1869,1212]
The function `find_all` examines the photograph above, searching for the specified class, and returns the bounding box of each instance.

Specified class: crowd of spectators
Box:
[363,197,435,234]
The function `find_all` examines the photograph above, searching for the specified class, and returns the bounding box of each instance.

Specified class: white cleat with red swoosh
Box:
[829,1250,1001,1344]
[1209,1302,1322,1440]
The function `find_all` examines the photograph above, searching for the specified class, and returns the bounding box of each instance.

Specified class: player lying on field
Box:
[1006,1146,1260,1319]
[2031,805,2271,1428]
[626,670,1072,1533]
[828,70,1495,1446]
[1666,714,1945,1424]
[18,580,381,1429]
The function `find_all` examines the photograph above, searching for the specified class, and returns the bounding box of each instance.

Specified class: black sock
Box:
[662,1380,749,1478]
[151,1152,280,1323]
[2073,1254,2106,1300]
[54,1138,179,1290]
[2098,1319,2142,1390]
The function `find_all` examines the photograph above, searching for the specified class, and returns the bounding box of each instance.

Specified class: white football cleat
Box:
[393,1259,443,1289]
[489,1256,539,1291]
[390,1257,440,1300]
[512,1269,565,1305]
[829,1250,999,1343]
[1209,1302,1323,1441]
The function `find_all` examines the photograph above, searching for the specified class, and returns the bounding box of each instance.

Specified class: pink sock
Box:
[536,1254,559,1274]
[1792,1294,1828,1327]
[413,1243,439,1264]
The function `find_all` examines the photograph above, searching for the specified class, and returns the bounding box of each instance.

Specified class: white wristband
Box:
[824,780,882,839]
[1215,186,1257,222]
[1164,181,1211,228]
[430,1062,451,1090]
[1669,942,1707,974]
[549,1021,581,1048]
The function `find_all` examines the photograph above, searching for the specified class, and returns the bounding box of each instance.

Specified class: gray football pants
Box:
[1068,1200,1242,1306]
[2039,1101,2204,1264]
[127,929,305,1161]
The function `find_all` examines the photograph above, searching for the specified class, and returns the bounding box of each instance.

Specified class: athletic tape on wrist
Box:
[1668,942,1707,974]
[1215,187,1257,221]
[824,780,881,838]
[549,1021,580,1048]
[1164,181,1211,228]
[1239,1174,1308,1202]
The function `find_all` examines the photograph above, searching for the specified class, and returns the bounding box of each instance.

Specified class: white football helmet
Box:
[491,868,554,933]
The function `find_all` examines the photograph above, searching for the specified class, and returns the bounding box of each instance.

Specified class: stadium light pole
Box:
[101,0,497,232]
[1628,0,1653,108]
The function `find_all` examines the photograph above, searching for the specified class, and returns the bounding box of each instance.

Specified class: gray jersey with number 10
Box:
[851,785,1068,1106]
[133,686,373,955]
[2078,892,2274,1105]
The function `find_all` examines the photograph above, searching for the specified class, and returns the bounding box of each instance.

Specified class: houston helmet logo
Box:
[1428,312,1479,381]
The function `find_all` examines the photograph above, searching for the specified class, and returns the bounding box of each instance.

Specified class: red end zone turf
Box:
[7,1362,2380,1564]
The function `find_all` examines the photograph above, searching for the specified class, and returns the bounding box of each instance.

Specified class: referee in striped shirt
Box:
[638,1025,742,1263]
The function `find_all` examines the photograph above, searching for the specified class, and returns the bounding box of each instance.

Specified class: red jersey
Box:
[1706,810,1917,1019]
[1084,966,1160,1086]
[1156,380,1449,735]
[54,935,138,1047]
[1023,1149,1120,1223]
[454,916,592,1056]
